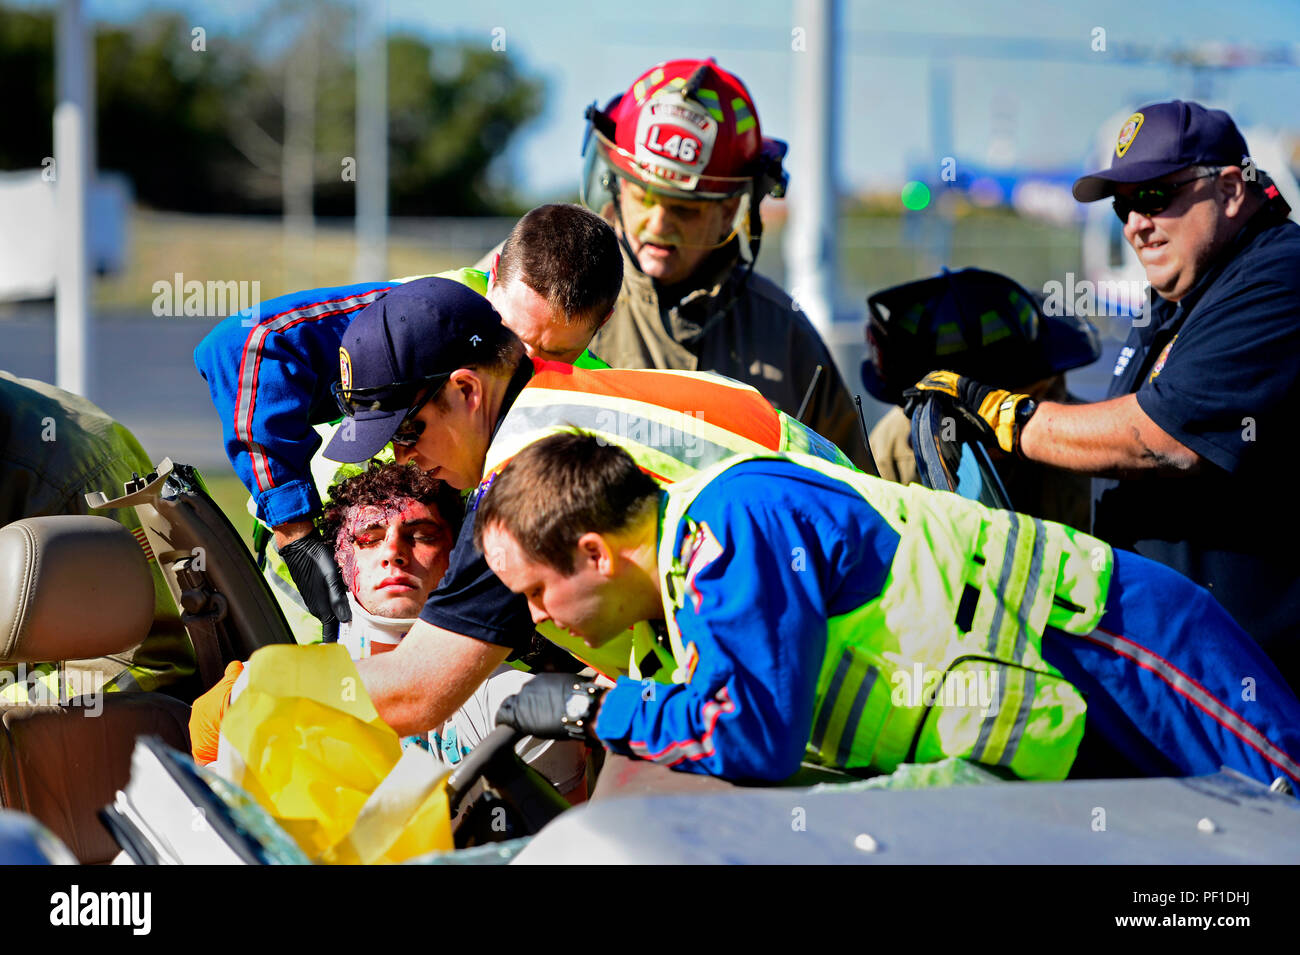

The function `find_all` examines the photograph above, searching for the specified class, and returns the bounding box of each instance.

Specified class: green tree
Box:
[383,36,544,216]
[95,14,259,213]
[1,8,57,169]
[0,5,545,216]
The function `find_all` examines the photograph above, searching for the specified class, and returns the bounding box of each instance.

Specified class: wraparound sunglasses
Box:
[1112,168,1221,223]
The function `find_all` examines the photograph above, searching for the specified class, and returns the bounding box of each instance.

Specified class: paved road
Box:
[2,305,230,469]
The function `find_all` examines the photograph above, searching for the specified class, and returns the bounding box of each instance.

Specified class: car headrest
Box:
[0,517,153,664]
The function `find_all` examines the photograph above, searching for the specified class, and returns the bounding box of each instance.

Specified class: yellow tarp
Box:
[214,644,453,864]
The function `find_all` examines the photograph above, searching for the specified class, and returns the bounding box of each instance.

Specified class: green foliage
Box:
[0,6,545,215]
[384,38,544,216]
[95,15,259,213]
[0,8,56,168]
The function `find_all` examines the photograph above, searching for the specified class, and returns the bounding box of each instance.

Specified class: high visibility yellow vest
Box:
[480,364,856,678]
[655,453,1113,781]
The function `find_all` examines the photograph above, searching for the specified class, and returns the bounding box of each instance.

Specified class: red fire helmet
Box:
[582,58,787,203]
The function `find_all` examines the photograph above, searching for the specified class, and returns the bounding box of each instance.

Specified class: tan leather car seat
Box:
[0,516,190,863]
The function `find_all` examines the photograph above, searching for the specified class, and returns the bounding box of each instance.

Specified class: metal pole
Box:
[283,17,318,292]
[355,0,388,281]
[927,59,954,272]
[784,0,839,339]
[54,0,91,398]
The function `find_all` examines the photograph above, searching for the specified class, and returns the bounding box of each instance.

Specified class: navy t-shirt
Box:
[417,362,537,653]
[1092,211,1300,684]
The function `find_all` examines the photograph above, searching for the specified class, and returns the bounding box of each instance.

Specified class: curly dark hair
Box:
[319,462,464,548]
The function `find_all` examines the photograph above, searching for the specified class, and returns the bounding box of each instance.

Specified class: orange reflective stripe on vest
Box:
[482,359,786,482]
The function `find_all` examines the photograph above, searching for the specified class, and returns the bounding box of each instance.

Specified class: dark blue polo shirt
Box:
[417,360,537,652]
[1092,211,1300,686]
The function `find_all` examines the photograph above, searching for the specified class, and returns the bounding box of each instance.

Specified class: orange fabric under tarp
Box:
[189,660,244,765]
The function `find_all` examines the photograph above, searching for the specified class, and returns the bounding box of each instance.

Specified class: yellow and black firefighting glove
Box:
[902,370,1033,455]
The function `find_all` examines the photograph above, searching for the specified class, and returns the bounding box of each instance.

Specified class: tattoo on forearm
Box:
[1133,426,1180,470]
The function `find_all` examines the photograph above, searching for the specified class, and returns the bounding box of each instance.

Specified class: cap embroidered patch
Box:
[1116,112,1144,159]
[339,347,353,391]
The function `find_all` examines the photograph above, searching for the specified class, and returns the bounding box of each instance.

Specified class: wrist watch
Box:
[1014,397,1039,455]
[560,681,606,742]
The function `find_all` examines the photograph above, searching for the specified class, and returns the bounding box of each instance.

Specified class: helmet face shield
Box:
[617,177,745,253]
[591,125,754,201]
[583,126,752,251]
[580,122,619,217]
[581,60,787,271]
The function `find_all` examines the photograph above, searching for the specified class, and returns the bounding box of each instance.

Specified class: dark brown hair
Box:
[473,431,659,574]
[496,204,623,330]
[426,330,526,411]
[320,462,463,547]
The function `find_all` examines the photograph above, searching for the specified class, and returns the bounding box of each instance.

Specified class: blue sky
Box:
[21,0,1300,201]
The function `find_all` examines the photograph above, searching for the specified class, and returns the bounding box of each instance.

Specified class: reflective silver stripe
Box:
[495,404,741,470]
[835,665,880,767]
[235,289,385,491]
[809,652,855,755]
[627,688,735,766]
[106,669,142,693]
[1012,518,1047,663]
[997,669,1037,768]
[986,512,1020,655]
[971,677,1001,762]
[1082,628,1300,782]
[268,565,309,611]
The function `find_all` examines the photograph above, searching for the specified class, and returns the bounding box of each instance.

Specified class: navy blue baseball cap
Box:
[323,277,514,463]
[1073,100,1250,202]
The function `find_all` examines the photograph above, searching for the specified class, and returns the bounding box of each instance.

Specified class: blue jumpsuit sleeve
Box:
[594,467,895,782]
[193,282,393,526]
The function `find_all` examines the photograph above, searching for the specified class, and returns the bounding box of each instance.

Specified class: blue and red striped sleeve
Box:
[593,462,897,782]
[193,281,393,527]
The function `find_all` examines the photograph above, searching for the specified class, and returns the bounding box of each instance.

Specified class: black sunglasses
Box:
[389,385,442,449]
[1112,168,1221,224]
[330,371,451,420]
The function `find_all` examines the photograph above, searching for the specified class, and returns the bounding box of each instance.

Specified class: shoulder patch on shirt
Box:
[468,471,497,512]
[1149,335,1177,382]
[680,520,724,612]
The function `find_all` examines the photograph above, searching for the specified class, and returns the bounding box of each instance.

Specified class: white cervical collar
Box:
[338,592,415,658]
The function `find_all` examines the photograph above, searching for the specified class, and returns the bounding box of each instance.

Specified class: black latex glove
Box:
[279,529,351,642]
[496,673,605,742]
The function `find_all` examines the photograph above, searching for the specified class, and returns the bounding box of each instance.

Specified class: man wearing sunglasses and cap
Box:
[907,101,1300,688]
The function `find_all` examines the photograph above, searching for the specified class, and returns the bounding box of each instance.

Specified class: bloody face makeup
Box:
[334,497,454,618]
